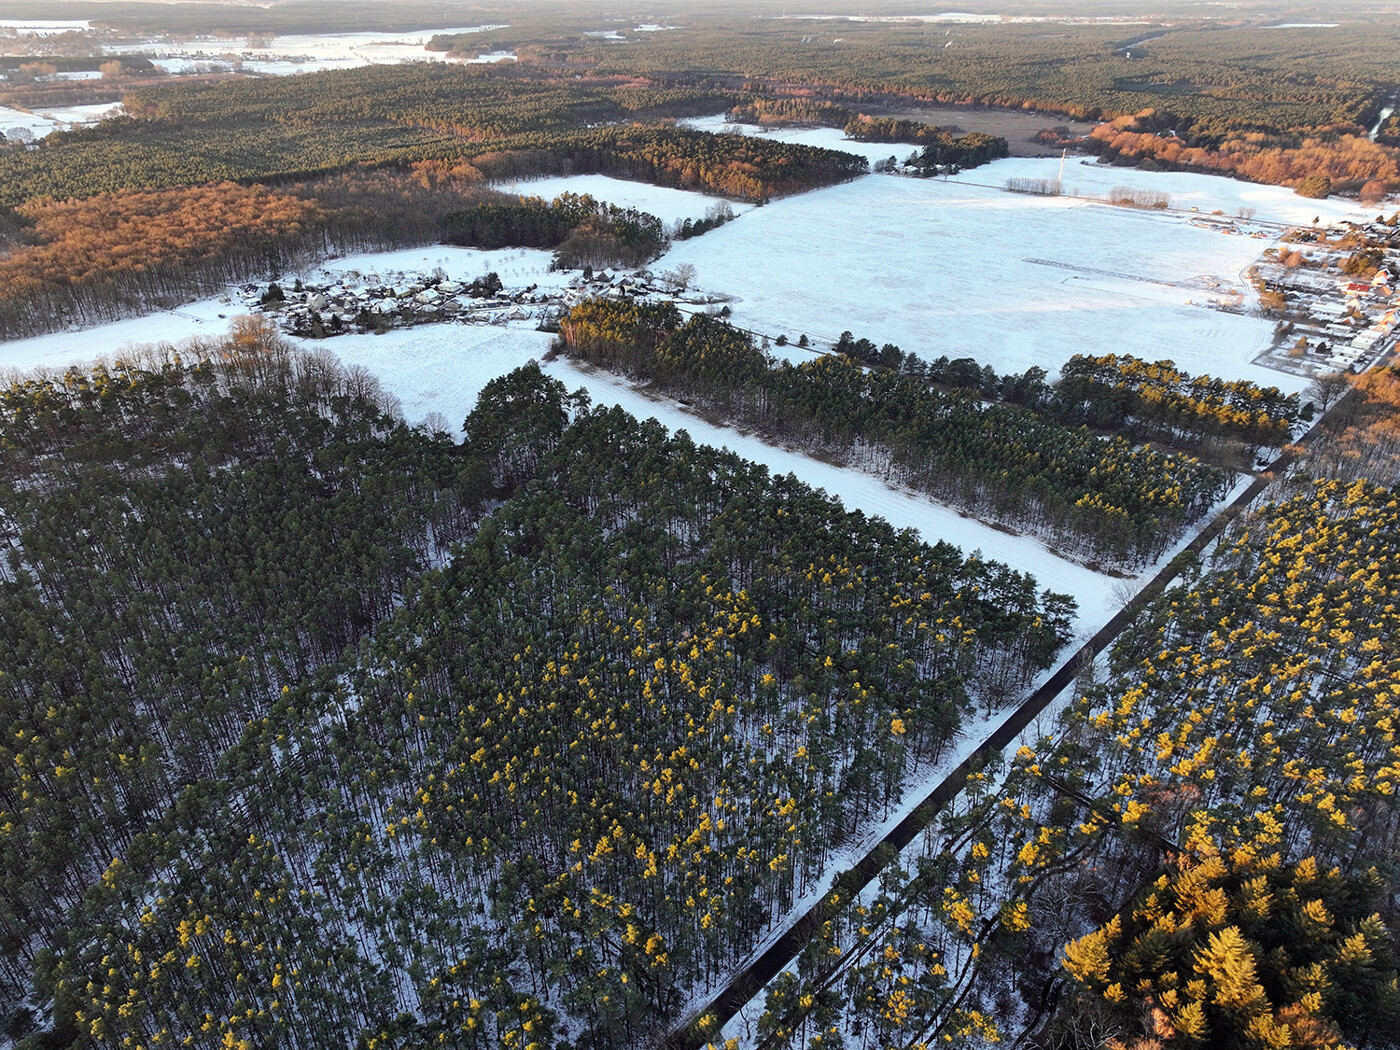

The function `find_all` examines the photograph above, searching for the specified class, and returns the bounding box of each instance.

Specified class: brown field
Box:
[863,104,1100,156]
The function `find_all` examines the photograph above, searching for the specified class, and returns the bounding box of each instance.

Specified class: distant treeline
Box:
[844,116,1009,168]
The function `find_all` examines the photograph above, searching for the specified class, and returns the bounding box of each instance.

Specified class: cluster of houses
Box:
[1311,265,1395,370]
[1258,216,1400,376]
[233,265,729,339]
[234,271,554,336]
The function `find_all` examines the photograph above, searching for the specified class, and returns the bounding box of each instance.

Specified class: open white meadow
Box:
[113,25,508,76]
[651,156,1373,391]
[0,19,92,34]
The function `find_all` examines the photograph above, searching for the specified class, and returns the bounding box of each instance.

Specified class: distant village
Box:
[1252,213,1400,377]
[234,264,730,339]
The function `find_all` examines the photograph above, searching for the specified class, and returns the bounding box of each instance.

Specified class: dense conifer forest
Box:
[752,472,1400,1049]
[4,4,1400,1046]
[557,302,1233,568]
[0,339,1073,1047]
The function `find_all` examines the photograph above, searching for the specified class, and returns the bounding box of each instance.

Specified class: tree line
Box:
[494,16,1400,193]
[843,116,1009,170]
[558,301,1228,568]
[441,191,668,267]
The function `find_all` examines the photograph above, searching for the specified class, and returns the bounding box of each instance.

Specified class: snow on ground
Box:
[491,173,754,225]
[967,156,1373,227]
[314,244,567,288]
[113,25,507,76]
[148,57,234,74]
[0,245,564,375]
[681,113,914,167]
[0,277,1123,637]
[36,101,122,125]
[0,101,120,139]
[319,324,556,432]
[0,156,1355,624]
[0,297,237,376]
[0,19,92,34]
[538,359,1123,633]
[651,159,1372,391]
[0,106,62,138]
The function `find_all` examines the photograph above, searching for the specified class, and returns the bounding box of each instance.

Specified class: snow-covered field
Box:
[967,156,1370,226]
[491,173,754,225]
[2,156,1366,629]
[648,156,1373,391]
[0,101,121,139]
[110,25,506,76]
[0,19,92,34]
[0,106,61,138]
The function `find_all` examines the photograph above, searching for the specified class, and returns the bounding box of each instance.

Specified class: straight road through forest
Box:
[660,369,1373,1049]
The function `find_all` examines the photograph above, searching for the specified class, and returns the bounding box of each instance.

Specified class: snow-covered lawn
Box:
[491,173,754,226]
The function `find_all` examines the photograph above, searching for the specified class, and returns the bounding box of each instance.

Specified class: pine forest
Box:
[2,2,1400,1048]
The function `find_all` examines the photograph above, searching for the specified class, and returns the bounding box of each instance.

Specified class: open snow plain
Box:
[651,156,1372,392]
[116,25,510,75]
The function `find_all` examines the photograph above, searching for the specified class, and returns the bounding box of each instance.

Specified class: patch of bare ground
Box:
[860,104,1100,156]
